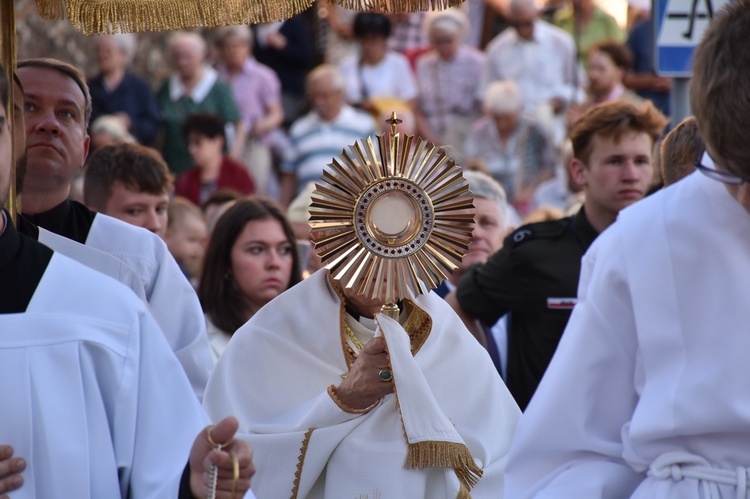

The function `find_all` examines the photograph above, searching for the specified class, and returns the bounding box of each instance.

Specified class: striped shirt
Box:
[282,106,378,194]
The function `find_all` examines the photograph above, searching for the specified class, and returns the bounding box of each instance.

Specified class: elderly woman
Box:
[87,34,160,146]
[215,26,284,196]
[414,9,485,148]
[464,80,556,215]
[156,31,242,174]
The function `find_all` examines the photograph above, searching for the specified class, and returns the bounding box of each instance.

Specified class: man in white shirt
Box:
[481,0,582,144]
[505,2,750,497]
[279,64,377,206]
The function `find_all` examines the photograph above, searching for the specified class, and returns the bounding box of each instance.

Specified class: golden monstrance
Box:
[310,113,475,318]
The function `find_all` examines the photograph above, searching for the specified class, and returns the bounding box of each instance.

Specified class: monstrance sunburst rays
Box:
[309,114,475,306]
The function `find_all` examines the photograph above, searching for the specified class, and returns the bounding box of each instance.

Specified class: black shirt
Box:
[457,207,599,410]
[18,199,97,244]
[0,212,53,313]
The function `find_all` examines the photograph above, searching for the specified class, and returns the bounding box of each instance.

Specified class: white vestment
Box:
[204,270,520,498]
[36,227,147,302]
[85,213,212,400]
[505,172,750,498]
[1,252,209,498]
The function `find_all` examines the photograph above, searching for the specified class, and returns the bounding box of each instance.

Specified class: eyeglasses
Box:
[694,142,750,186]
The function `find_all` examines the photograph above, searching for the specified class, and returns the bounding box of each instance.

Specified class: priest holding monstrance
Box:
[203,114,521,498]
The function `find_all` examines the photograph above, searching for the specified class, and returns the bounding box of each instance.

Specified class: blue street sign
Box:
[654,0,731,76]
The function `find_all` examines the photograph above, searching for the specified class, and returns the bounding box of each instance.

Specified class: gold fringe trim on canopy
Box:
[34,0,314,35]
[334,0,466,13]
[405,440,483,496]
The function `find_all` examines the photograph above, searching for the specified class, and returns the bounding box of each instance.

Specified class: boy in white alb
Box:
[505,2,750,497]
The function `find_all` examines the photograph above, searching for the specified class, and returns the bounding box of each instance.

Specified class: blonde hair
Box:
[483,80,523,116]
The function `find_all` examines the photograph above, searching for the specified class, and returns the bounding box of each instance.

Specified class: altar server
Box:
[505,2,750,497]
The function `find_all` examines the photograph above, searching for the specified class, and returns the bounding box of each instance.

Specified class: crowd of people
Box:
[68,0,669,219]
[3,0,749,496]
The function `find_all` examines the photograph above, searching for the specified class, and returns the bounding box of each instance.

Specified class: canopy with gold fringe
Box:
[33,0,467,35]
[1,0,466,217]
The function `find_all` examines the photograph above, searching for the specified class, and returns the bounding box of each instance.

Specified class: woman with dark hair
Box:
[199,196,303,364]
[338,12,418,115]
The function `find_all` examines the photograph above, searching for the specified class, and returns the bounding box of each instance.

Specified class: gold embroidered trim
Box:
[329,270,433,371]
[343,322,364,352]
[327,385,379,414]
[290,427,314,499]
[35,0,314,35]
[329,275,359,370]
[405,440,483,494]
[401,299,432,355]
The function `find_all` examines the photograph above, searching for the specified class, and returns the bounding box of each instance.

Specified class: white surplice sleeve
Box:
[123,302,211,498]
[504,225,645,498]
[87,214,212,401]
[8,254,209,499]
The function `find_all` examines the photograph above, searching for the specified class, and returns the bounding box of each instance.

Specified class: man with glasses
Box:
[504,1,750,497]
[480,0,583,145]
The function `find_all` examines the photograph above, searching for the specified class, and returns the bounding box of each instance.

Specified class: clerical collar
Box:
[0,211,53,313]
[22,199,96,245]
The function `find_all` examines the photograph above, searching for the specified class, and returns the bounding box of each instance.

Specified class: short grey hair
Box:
[509,0,539,16]
[464,170,509,224]
[307,64,346,92]
[216,25,252,47]
[423,8,470,39]
[168,31,207,58]
[483,80,523,116]
[97,34,138,64]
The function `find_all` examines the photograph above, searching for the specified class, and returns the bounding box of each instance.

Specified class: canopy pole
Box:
[1,0,18,223]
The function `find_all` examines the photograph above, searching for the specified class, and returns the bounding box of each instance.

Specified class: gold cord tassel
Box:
[405,440,483,496]
[34,0,315,35]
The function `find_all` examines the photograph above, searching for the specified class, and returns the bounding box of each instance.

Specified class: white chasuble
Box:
[0,253,209,498]
[505,172,750,498]
[204,270,520,498]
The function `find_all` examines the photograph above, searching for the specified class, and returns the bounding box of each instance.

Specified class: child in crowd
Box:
[175,113,255,206]
[165,196,208,287]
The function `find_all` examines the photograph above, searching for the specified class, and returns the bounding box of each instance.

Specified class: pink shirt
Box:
[218,58,281,131]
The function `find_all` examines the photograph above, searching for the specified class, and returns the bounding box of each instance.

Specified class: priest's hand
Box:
[0,445,25,498]
[189,416,256,498]
[334,336,394,410]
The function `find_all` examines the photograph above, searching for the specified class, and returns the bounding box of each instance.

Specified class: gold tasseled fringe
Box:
[34,0,314,35]
[456,483,472,499]
[405,440,483,495]
[334,0,467,13]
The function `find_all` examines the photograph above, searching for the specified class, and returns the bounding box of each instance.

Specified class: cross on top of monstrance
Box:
[309,112,475,319]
